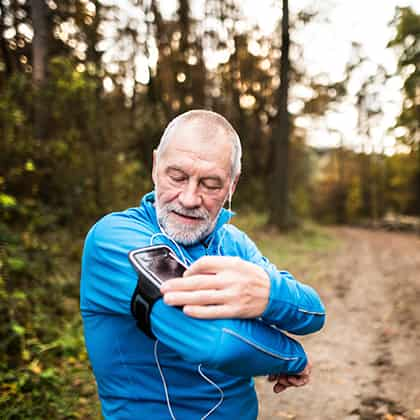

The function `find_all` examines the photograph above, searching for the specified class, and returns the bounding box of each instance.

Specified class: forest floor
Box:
[256,227,420,420]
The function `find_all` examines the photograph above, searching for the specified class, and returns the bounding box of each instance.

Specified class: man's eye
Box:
[170,175,186,182]
[202,182,221,190]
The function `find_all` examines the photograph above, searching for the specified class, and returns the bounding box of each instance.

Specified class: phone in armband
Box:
[129,245,187,287]
[128,245,188,338]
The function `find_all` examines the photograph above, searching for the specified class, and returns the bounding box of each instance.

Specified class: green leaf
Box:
[11,290,27,300]
[7,257,26,272]
[0,193,17,208]
[40,368,56,379]
[24,160,36,172]
[11,323,25,336]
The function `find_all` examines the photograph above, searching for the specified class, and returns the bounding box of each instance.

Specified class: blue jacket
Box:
[80,192,326,419]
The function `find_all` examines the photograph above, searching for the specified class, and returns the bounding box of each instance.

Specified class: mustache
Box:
[165,203,210,220]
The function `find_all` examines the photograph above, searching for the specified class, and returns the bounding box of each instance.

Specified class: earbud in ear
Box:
[227,183,233,213]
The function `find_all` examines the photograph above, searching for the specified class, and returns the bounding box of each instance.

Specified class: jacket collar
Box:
[140,191,233,246]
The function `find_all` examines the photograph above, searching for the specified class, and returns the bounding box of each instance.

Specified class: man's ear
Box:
[152,150,158,186]
[230,173,240,196]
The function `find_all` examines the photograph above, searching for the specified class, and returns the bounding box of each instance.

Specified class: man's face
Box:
[152,122,237,245]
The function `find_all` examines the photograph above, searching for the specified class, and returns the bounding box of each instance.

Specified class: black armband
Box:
[130,274,162,339]
[128,245,187,339]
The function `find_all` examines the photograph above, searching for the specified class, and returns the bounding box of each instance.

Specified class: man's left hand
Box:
[160,256,270,319]
[268,357,312,393]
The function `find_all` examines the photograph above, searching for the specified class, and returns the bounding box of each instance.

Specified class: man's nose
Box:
[178,183,202,208]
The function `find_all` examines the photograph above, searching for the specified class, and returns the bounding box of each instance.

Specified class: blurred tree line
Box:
[0,0,419,417]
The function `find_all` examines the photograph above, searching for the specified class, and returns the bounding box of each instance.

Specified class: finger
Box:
[185,256,239,276]
[275,376,293,387]
[182,304,237,319]
[287,375,310,387]
[160,274,225,293]
[298,366,310,377]
[301,359,312,375]
[163,290,227,306]
[274,383,287,393]
[268,374,277,382]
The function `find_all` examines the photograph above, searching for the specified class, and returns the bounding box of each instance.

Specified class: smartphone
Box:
[128,245,187,289]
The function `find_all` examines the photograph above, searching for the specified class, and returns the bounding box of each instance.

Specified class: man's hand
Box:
[268,358,312,393]
[160,256,270,319]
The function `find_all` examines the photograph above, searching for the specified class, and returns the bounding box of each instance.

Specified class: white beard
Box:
[155,198,218,246]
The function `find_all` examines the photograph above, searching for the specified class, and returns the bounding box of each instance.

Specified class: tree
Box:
[269,0,291,229]
[388,7,420,215]
[30,0,48,140]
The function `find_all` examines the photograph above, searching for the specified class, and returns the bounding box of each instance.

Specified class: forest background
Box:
[0,0,419,418]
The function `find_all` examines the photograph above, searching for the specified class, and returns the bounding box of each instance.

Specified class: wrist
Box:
[256,265,271,316]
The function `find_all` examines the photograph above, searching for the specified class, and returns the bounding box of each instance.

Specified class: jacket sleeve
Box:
[150,300,307,376]
[81,214,307,377]
[239,230,326,335]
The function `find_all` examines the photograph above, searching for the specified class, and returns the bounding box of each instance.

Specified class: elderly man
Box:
[80,110,325,419]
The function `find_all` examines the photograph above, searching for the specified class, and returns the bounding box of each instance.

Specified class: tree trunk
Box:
[416,106,420,215]
[268,0,291,229]
[150,0,171,120]
[177,0,190,112]
[416,146,420,216]
[0,3,14,77]
[30,0,48,140]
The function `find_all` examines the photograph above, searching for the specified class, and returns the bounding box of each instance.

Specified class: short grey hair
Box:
[156,110,242,179]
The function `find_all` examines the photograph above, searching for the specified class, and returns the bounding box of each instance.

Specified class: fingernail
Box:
[164,294,173,305]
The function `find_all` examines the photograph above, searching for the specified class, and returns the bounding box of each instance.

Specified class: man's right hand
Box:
[267,357,312,393]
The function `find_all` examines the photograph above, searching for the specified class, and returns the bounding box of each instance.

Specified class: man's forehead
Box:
[160,122,233,169]
[172,120,231,145]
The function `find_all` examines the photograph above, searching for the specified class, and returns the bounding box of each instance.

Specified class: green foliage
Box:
[0,219,100,419]
[388,6,420,215]
[385,152,418,213]
[390,6,420,146]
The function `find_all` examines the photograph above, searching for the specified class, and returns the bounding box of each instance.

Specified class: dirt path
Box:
[256,227,420,420]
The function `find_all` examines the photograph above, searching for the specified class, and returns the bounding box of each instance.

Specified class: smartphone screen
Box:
[130,246,186,284]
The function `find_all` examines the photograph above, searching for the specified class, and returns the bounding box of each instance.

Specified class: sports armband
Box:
[128,245,187,339]
[130,274,161,339]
